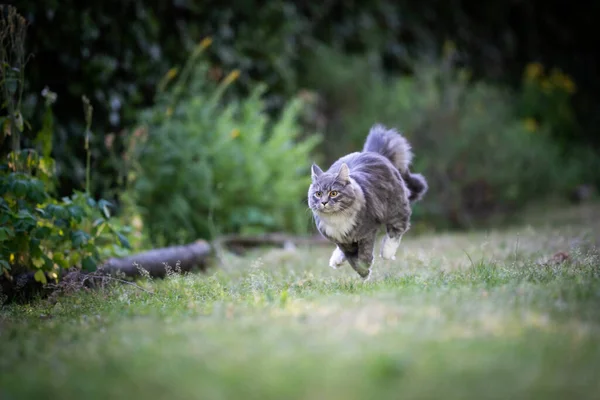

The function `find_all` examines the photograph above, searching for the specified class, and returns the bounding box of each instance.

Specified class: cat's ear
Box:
[311,163,324,180]
[337,163,350,183]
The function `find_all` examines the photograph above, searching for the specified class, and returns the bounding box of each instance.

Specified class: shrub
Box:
[518,62,578,148]
[0,99,131,293]
[303,45,587,229]
[129,44,321,246]
[0,170,130,283]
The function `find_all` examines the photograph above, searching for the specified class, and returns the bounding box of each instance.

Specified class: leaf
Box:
[45,204,69,219]
[53,218,68,228]
[93,221,107,237]
[33,226,52,239]
[68,205,84,222]
[116,232,132,249]
[32,257,45,268]
[53,253,67,269]
[0,226,13,241]
[34,270,47,284]
[71,230,91,248]
[17,209,36,220]
[14,112,24,133]
[82,256,97,272]
[98,199,112,219]
[0,259,10,271]
[0,198,10,213]
[26,180,48,204]
[12,180,27,197]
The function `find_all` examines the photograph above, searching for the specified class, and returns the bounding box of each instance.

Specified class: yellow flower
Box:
[165,107,173,117]
[200,37,213,49]
[223,69,241,85]
[230,128,240,139]
[166,68,178,80]
[541,79,552,94]
[9,253,14,263]
[523,118,538,132]
[562,76,576,94]
[525,62,543,80]
[549,69,564,84]
[157,68,179,92]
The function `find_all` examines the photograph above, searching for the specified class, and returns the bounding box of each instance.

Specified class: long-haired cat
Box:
[308,124,428,280]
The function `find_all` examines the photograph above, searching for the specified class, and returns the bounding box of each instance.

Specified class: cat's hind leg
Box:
[381,204,411,260]
[329,246,346,269]
[342,235,376,280]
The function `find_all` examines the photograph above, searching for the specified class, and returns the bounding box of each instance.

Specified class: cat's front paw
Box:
[329,246,346,269]
[380,236,401,260]
[360,268,373,282]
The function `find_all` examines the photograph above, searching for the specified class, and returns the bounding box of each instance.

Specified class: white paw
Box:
[329,247,346,269]
[380,236,401,260]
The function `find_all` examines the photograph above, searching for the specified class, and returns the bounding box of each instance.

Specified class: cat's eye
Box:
[329,190,339,197]
[314,191,322,198]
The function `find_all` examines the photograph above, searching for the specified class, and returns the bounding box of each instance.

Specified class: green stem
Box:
[85,129,91,195]
[86,143,91,195]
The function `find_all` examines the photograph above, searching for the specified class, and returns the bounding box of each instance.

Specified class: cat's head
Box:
[308,163,359,214]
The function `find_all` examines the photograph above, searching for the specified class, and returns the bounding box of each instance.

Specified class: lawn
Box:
[1,203,599,400]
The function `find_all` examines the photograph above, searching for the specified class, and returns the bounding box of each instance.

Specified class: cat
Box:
[308,123,428,280]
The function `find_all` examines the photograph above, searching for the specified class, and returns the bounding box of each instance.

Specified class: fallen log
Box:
[97,234,329,277]
[98,239,212,278]
[213,233,330,255]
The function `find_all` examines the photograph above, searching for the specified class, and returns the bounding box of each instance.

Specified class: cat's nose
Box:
[321,200,329,206]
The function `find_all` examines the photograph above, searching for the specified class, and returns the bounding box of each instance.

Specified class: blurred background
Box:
[3,1,600,254]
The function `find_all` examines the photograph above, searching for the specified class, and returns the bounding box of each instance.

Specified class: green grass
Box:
[1,203,600,400]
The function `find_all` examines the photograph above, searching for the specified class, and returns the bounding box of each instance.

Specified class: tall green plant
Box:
[131,42,321,245]
[0,5,28,159]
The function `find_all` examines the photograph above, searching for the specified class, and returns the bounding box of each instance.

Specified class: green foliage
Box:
[0,5,28,156]
[0,7,132,292]
[304,46,587,228]
[0,160,130,283]
[518,63,578,147]
[131,46,321,246]
[0,91,131,287]
[13,0,600,206]
[16,0,316,199]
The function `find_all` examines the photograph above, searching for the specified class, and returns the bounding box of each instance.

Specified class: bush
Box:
[304,45,588,229]
[518,62,578,148]
[0,101,131,294]
[0,169,130,282]
[129,44,321,246]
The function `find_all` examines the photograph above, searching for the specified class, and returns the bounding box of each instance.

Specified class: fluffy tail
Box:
[363,124,428,202]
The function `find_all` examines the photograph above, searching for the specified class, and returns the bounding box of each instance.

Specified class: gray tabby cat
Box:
[308,124,428,280]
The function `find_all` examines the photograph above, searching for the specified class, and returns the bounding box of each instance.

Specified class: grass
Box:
[1,203,600,400]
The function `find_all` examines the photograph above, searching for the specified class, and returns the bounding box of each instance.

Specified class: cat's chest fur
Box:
[316,212,359,243]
